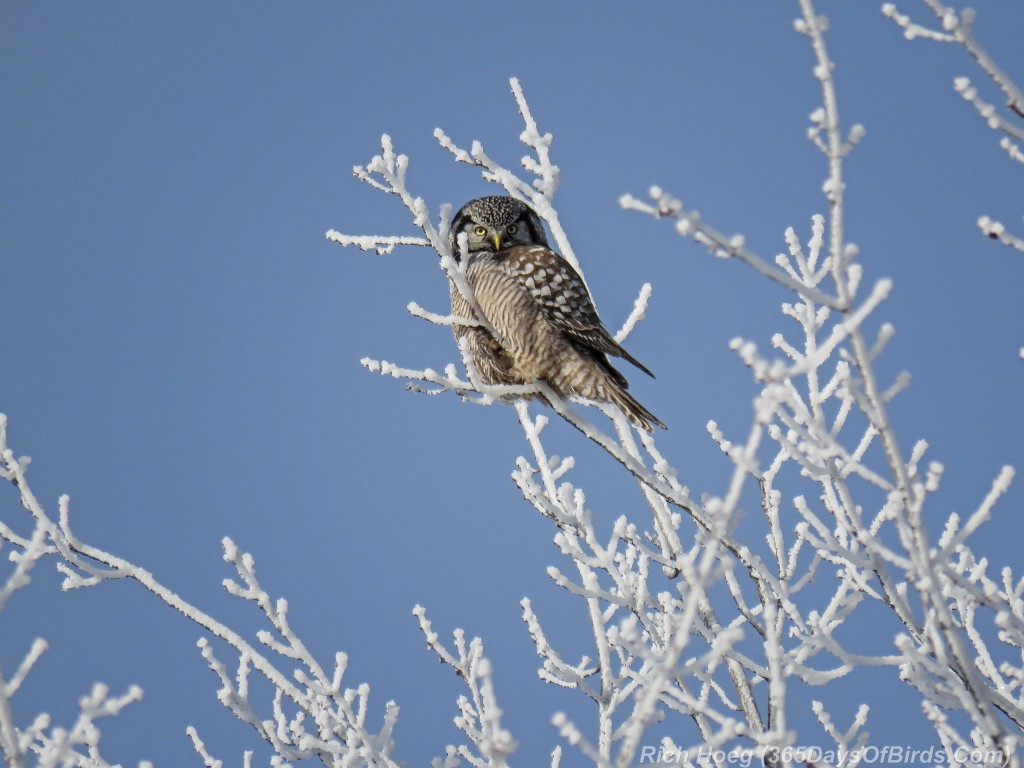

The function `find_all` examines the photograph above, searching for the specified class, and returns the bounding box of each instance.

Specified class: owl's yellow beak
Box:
[492,233,502,250]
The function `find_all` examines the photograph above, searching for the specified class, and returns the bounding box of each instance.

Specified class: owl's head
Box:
[449,196,549,260]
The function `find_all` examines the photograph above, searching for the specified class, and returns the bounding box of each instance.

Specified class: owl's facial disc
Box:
[449,195,549,259]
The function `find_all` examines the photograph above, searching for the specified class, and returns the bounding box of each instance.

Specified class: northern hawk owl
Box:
[448,196,665,431]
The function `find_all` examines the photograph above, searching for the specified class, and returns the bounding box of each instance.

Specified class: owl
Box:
[447,195,665,431]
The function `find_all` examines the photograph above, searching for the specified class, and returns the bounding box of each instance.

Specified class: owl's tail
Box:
[610,386,667,432]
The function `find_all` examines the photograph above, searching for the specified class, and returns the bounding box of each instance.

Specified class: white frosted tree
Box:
[2,2,1022,767]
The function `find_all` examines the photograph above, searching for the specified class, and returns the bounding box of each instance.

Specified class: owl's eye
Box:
[473,225,487,237]
[506,224,518,235]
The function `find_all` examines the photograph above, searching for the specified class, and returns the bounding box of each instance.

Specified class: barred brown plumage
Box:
[448,196,665,431]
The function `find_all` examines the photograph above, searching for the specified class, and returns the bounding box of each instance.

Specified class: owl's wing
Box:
[496,245,655,378]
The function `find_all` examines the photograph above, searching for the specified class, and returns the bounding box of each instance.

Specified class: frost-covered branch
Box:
[11,682,145,768]
[0,414,401,768]
[0,416,149,768]
[609,1,1024,763]
[798,0,1021,750]
[619,189,847,312]
[413,607,516,768]
[882,1,1024,118]
[978,215,1024,254]
[612,283,652,344]
[883,1,1024,255]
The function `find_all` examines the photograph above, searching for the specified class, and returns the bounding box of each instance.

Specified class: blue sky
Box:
[2,2,1023,766]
